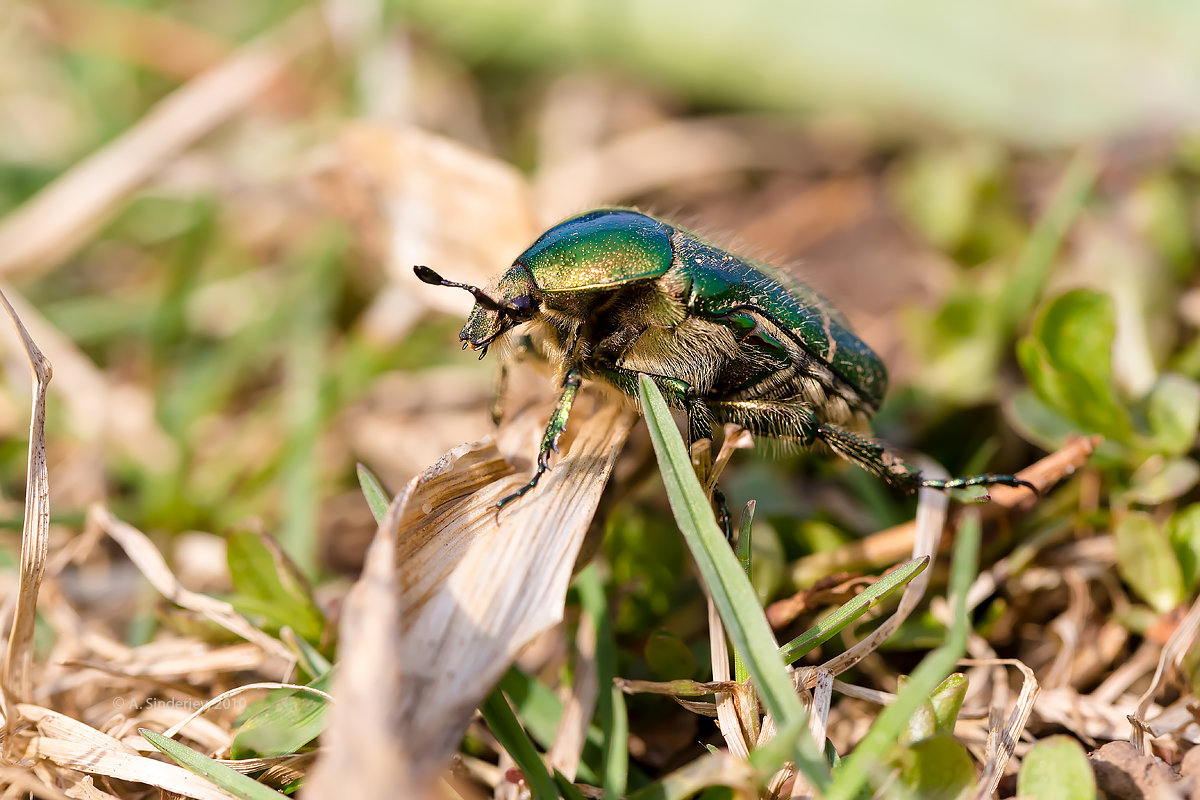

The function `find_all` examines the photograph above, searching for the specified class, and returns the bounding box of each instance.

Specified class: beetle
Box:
[414,208,1033,509]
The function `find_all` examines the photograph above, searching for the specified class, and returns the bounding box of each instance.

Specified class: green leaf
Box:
[928,673,968,735]
[901,673,968,745]
[1143,373,1200,455]
[1123,457,1200,506]
[780,556,929,664]
[226,529,324,642]
[638,375,830,789]
[357,463,391,523]
[894,736,976,800]
[1170,504,1200,590]
[748,516,784,604]
[140,729,286,800]
[1017,735,1098,800]
[230,671,333,759]
[1016,289,1132,440]
[645,631,699,681]
[1006,389,1084,452]
[1114,511,1186,613]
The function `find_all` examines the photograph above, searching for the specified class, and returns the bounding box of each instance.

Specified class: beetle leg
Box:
[594,325,648,362]
[814,423,1035,494]
[490,362,508,427]
[594,365,714,444]
[706,399,1034,495]
[490,334,540,426]
[496,366,583,509]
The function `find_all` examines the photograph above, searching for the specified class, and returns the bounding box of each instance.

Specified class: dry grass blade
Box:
[546,611,598,782]
[0,764,74,800]
[1132,591,1200,753]
[89,506,294,664]
[311,397,635,797]
[962,658,1040,800]
[0,7,324,278]
[615,679,744,697]
[790,669,834,800]
[708,597,750,759]
[0,287,53,705]
[808,484,948,687]
[18,705,238,800]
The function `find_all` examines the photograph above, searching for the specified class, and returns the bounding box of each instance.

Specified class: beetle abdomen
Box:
[667,228,888,411]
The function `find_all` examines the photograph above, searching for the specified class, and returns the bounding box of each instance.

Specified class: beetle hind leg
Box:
[708,399,1034,496]
[815,423,1036,495]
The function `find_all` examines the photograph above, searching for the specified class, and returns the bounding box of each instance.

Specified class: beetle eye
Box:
[509,295,534,317]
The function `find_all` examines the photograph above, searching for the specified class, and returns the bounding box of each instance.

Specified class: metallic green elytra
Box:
[414,208,1032,509]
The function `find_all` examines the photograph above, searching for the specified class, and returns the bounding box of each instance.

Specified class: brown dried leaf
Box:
[311,395,635,797]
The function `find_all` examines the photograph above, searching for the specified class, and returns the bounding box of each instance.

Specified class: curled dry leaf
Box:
[311,390,636,798]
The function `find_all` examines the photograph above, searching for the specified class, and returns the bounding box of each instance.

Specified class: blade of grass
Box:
[733,500,755,684]
[281,626,332,679]
[605,684,629,800]
[780,556,930,664]
[825,511,981,800]
[554,772,589,800]
[574,566,626,797]
[999,149,1098,328]
[638,375,830,789]
[140,729,286,800]
[479,690,559,800]
[279,231,343,574]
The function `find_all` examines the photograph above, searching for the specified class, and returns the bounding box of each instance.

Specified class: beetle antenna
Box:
[414,265,507,312]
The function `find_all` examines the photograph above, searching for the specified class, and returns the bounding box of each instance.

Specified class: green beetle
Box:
[415,208,1031,508]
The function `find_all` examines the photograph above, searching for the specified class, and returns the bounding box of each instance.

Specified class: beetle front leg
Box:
[491,361,508,427]
[497,366,583,509]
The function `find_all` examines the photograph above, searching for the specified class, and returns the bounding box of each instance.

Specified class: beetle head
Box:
[413,264,538,358]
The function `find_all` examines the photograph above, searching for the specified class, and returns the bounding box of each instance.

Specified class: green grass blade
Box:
[554,772,589,800]
[733,500,755,684]
[779,556,930,664]
[826,511,981,800]
[574,565,627,798]
[140,729,286,800]
[999,149,1097,328]
[605,684,629,800]
[356,462,390,523]
[480,690,559,800]
[638,375,830,789]
[499,666,649,787]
